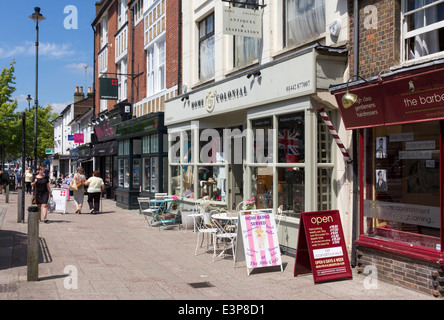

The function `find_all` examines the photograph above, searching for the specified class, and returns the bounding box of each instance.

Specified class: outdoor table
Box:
[149,198,175,227]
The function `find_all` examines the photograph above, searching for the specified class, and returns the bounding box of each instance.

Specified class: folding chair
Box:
[137,197,156,225]
[212,211,237,266]
[194,209,218,255]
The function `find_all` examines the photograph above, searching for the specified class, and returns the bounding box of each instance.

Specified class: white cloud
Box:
[65,63,93,74]
[49,101,72,115]
[0,41,74,59]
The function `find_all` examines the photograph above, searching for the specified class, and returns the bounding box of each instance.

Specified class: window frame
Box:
[401,0,444,62]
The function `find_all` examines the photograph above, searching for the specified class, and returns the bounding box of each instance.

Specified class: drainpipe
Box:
[351,0,359,267]
[92,25,96,118]
[178,0,182,95]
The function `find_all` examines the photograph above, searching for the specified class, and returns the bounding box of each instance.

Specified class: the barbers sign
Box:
[223,6,262,39]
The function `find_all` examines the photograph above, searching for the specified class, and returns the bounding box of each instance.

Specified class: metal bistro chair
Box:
[137,197,156,225]
[212,210,237,266]
[194,209,218,256]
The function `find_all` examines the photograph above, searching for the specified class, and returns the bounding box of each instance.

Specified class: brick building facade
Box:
[333,0,444,297]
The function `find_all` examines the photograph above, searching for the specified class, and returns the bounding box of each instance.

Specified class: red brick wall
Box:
[128,12,146,104]
[348,0,401,79]
[166,0,180,90]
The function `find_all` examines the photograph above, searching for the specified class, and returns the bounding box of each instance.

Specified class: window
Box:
[199,13,215,82]
[233,0,260,68]
[146,38,166,96]
[118,0,128,29]
[403,0,444,61]
[363,121,441,250]
[117,59,127,101]
[278,113,305,164]
[284,0,325,47]
[101,18,108,49]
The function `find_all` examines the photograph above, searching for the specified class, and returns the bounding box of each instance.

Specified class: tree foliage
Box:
[0,60,58,165]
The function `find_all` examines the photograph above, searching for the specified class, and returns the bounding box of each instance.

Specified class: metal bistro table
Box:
[149,198,176,227]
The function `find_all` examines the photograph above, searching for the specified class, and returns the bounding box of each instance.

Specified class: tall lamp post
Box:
[26,94,32,111]
[29,7,45,172]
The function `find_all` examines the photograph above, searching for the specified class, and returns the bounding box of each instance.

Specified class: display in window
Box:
[364,122,441,249]
[375,170,388,192]
[278,112,304,164]
[375,136,387,159]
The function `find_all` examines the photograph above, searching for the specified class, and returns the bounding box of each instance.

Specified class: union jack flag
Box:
[278,129,299,163]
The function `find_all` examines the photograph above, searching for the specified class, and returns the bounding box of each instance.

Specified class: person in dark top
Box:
[31,167,53,223]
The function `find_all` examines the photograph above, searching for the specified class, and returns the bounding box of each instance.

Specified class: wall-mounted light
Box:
[181,95,189,102]
[341,75,368,109]
[409,81,415,93]
[247,70,261,79]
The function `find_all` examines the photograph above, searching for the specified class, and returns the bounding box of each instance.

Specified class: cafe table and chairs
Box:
[149,197,175,228]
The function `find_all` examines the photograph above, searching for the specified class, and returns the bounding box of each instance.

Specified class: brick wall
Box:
[128,15,147,103]
[348,0,401,79]
[357,246,443,297]
[166,0,180,90]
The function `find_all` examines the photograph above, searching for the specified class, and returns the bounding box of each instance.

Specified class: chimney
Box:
[74,86,84,103]
[87,87,93,98]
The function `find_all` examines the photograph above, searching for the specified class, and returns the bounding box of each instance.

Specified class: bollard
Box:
[27,205,40,281]
[5,184,9,204]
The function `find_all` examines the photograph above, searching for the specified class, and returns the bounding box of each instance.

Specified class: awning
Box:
[330,60,444,129]
[91,141,118,157]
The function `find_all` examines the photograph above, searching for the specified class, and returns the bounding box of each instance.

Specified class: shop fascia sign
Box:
[333,67,444,129]
[223,6,262,39]
[165,50,315,125]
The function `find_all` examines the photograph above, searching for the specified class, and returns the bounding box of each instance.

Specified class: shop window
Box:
[284,0,325,48]
[403,0,444,61]
[278,112,305,164]
[363,121,441,250]
[170,166,180,196]
[182,166,195,198]
[199,13,215,82]
[133,158,141,189]
[251,167,273,209]
[318,168,332,211]
[252,117,273,163]
[278,167,305,217]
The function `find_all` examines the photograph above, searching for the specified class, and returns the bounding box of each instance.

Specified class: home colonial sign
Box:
[165,50,315,125]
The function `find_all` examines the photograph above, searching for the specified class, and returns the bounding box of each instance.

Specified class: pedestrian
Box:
[31,167,53,223]
[25,168,33,194]
[73,167,86,214]
[65,174,74,186]
[84,170,104,214]
[15,164,22,189]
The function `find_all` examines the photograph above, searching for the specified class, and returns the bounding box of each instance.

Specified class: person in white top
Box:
[84,170,105,214]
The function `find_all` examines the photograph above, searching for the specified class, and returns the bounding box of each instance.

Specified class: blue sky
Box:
[0,0,96,114]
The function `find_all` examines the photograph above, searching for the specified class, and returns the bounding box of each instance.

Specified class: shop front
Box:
[114,112,168,209]
[331,60,444,296]
[165,45,350,252]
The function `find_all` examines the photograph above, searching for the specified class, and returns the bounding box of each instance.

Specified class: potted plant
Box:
[171,195,179,210]
[245,197,255,213]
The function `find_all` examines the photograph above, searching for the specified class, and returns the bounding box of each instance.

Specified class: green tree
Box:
[0,60,20,164]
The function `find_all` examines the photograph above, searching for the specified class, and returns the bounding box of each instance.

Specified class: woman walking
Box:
[85,170,104,214]
[25,168,33,194]
[73,167,86,214]
[31,167,53,223]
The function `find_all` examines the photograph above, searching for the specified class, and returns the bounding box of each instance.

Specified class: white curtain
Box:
[235,36,259,67]
[200,36,215,81]
[409,0,440,59]
[286,0,325,46]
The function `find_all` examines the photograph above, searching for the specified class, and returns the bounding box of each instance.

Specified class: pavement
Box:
[0,190,438,304]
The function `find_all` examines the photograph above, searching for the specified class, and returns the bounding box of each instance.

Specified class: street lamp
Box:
[29,7,45,172]
[26,94,32,111]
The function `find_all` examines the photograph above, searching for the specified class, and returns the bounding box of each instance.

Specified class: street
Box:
[0,191,436,302]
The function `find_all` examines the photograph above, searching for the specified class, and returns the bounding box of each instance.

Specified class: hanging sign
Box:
[223,6,262,38]
[74,133,84,144]
[236,209,283,275]
[51,188,68,214]
[99,78,118,100]
[294,210,352,284]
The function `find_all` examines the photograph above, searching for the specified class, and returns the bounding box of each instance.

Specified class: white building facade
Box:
[165,0,352,252]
